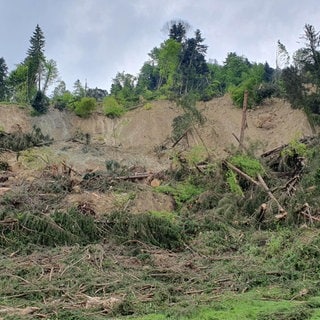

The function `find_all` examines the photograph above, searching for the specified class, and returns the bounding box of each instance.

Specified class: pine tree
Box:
[0,57,8,101]
[25,24,46,99]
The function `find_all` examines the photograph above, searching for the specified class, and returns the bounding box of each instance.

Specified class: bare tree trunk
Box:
[239,90,248,151]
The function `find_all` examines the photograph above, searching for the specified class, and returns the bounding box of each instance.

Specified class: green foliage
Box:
[31,90,49,114]
[156,182,203,209]
[73,79,86,99]
[25,24,46,97]
[172,93,205,140]
[226,169,244,195]
[41,59,59,95]
[281,66,305,108]
[229,63,265,107]
[110,72,139,107]
[103,96,125,118]
[229,154,265,178]
[185,145,207,166]
[281,138,307,158]
[143,102,153,110]
[73,97,96,117]
[107,210,183,249]
[0,208,101,248]
[157,39,181,90]
[53,91,74,111]
[0,125,52,152]
[6,63,29,103]
[0,57,8,101]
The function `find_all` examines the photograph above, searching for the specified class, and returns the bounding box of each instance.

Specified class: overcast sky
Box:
[1,0,320,93]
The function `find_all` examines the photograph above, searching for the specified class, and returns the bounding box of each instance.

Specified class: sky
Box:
[1,0,320,93]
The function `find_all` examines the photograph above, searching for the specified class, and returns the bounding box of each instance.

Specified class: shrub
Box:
[103,96,125,118]
[53,91,74,111]
[74,97,96,117]
[31,90,50,114]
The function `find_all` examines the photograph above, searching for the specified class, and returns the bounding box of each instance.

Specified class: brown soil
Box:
[0,95,315,213]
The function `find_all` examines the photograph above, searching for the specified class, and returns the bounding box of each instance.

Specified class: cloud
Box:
[1,0,320,92]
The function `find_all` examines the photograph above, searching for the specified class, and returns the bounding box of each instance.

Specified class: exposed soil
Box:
[0,96,319,319]
[0,95,315,214]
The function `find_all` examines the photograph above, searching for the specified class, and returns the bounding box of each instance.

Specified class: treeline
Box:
[1,21,320,120]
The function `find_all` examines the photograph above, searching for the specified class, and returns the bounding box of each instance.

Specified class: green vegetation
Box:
[1,137,320,318]
[103,95,125,118]
[3,18,320,320]
[73,96,96,118]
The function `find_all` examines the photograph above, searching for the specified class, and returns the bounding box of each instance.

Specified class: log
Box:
[239,90,248,151]
[115,172,152,180]
[224,161,287,216]
[223,161,259,186]
[257,174,287,214]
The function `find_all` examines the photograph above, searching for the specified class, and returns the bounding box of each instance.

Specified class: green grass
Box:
[130,290,318,320]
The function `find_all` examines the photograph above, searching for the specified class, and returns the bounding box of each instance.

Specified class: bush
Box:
[74,97,96,117]
[31,90,50,114]
[53,91,74,111]
[103,96,125,118]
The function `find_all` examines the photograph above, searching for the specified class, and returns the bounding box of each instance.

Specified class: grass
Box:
[2,226,320,319]
[3,139,320,319]
[130,290,318,319]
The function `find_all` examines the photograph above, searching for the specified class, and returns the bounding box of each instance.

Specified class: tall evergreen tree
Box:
[25,24,46,99]
[0,57,8,101]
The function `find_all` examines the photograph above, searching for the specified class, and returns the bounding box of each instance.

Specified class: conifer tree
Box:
[25,24,45,99]
[0,57,8,101]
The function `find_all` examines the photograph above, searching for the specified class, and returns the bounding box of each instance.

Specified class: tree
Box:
[6,63,29,103]
[73,79,86,99]
[41,59,58,95]
[168,20,189,43]
[32,90,50,114]
[279,24,320,115]
[223,52,251,87]
[177,29,209,95]
[157,39,181,90]
[86,87,108,101]
[0,57,8,101]
[136,62,160,94]
[110,72,138,106]
[74,97,96,117]
[25,24,46,99]
[295,24,320,90]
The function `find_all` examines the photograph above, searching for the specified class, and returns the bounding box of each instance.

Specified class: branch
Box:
[223,160,259,186]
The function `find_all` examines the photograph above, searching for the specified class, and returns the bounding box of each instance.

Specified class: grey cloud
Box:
[1,0,320,91]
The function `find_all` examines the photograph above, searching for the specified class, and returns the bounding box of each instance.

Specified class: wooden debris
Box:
[239,90,248,152]
[224,160,287,217]
[150,178,161,187]
[0,187,11,196]
[0,306,40,316]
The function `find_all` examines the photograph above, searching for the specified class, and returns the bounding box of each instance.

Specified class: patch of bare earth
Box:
[0,95,315,214]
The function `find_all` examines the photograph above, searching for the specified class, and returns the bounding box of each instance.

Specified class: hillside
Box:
[1,95,320,319]
[0,95,314,173]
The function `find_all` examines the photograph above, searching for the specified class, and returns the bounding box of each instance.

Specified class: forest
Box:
[0,21,320,123]
[2,21,320,319]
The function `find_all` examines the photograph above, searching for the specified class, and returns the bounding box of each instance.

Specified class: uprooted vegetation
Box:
[2,122,320,318]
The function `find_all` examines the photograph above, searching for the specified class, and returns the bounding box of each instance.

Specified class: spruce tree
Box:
[0,57,8,101]
[25,24,45,99]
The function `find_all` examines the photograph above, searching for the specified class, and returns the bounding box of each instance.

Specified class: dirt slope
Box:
[0,95,314,173]
[0,95,316,220]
